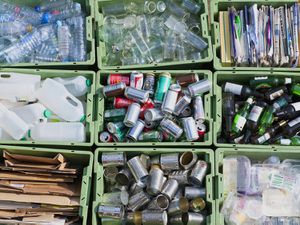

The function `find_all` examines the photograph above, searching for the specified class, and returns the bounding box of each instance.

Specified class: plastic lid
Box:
[80,115,86,122]
[86,79,92,87]
[41,12,50,24]
[34,5,41,12]
[43,110,52,118]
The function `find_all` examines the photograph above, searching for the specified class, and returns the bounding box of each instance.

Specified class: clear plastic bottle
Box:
[30,122,85,142]
[35,0,73,12]
[0,21,32,37]
[53,76,91,97]
[57,21,71,61]
[36,78,85,122]
[0,103,29,140]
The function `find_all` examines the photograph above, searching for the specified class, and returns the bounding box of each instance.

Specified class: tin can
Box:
[196,122,206,142]
[161,84,181,115]
[107,121,125,134]
[154,72,172,103]
[99,131,113,143]
[143,73,155,96]
[130,71,144,90]
[144,120,159,129]
[98,204,125,219]
[193,96,205,123]
[138,131,163,142]
[125,87,150,103]
[175,73,199,87]
[189,160,208,186]
[102,152,126,167]
[127,119,145,142]
[104,108,127,122]
[124,103,141,127]
[182,117,199,142]
[180,106,192,117]
[144,108,164,122]
[160,118,183,139]
[107,74,130,85]
[187,79,211,97]
[112,130,126,142]
[140,99,155,119]
[103,82,126,98]
[174,95,192,116]
[114,97,134,109]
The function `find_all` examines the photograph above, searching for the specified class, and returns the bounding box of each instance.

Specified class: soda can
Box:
[144,108,164,122]
[161,84,181,115]
[112,130,126,142]
[144,120,159,129]
[138,131,163,142]
[193,96,205,123]
[107,122,125,134]
[160,118,183,139]
[174,95,192,116]
[124,103,141,127]
[103,82,126,98]
[114,97,134,109]
[125,87,149,103]
[130,71,144,90]
[127,119,145,142]
[154,72,172,103]
[180,106,192,117]
[143,73,155,96]
[140,99,155,119]
[104,108,127,122]
[196,122,206,141]
[162,130,176,142]
[187,79,211,97]
[99,131,113,143]
[107,74,130,86]
[182,117,199,142]
[175,73,199,87]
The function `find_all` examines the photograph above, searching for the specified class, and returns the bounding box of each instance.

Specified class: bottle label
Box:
[234,115,247,131]
[224,83,242,95]
[291,102,300,111]
[285,78,292,84]
[288,116,300,127]
[257,135,266,144]
[248,106,263,122]
[280,139,291,145]
[269,89,284,100]
[254,76,268,80]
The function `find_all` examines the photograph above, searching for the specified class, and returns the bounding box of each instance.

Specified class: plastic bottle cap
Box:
[41,12,50,24]
[86,79,92,87]
[27,130,31,138]
[20,137,27,141]
[34,5,41,12]
[80,115,86,122]
[56,20,62,27]
[43,110,52,118]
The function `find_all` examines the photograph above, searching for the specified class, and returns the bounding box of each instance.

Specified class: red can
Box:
[114,97,134,109]
[196,122,206,142]
[107,74,130,85]
[140,99,155,119]
[130,71,144,89]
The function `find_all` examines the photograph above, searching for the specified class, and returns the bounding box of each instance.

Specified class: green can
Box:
[112,129,126,142]
[291,84,300,97]
[154,72,172,104]
[104,109,126,122]
[138,131,163,142]
[107,122,125,134]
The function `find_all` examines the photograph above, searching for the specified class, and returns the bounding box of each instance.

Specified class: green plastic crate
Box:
[95,0,213,70]
[0,0,95,67]
[0,145,93,225]
[0,68,95,147]
[213,70,300,149]
[215,147,300,225]
[92,147,215,225]
[211,0,300,71]
[95,70,213,146]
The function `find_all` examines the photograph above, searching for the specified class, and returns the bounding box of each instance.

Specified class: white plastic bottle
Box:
[53,76,91,97]
[30,122,85,142]
[0,73,41,102]
[0,103,29,140]
[11,103,52,127]
[36,78,85,122]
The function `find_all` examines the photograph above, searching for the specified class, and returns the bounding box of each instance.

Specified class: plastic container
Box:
[1,0,95,67]
[0,145,93,225]
[95,70,213,146]
[95,0,212,70]
[215,147,300,225]
[211,0,300,71]
[92,148,215,225]
[0,68,95,147]
[213,70,300,149]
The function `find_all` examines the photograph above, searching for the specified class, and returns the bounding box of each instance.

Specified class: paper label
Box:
[291,102,300,111]
[285,78,292,84]
[235,116,247,131]
[269,89,284,100]
[288,116,300,127]
[224,83,243,95]
[269,173,296,192]
[254,76,268,80]
[248,106,263,122]
[280,139,291,145]
[257,135,266,144]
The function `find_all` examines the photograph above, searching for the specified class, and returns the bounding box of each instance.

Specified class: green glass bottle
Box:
[231,97,254,136]
[250,77,292,90]
[276,136,300,146]
[258,106,275,135]
[291,83,300,97]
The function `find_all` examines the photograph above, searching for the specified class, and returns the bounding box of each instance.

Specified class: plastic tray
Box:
[95,70,213,147]
[211,0,300,71]
[92,147,215,225]
[213,70,300,149]
[0,145,93,225]
[1,0,95,67]
[0,68,95,147]
[95,0,212,70]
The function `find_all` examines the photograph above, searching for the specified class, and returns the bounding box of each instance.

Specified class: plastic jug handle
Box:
[65,95,81,107]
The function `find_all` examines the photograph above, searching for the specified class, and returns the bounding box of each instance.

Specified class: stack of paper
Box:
[0,151,82,225]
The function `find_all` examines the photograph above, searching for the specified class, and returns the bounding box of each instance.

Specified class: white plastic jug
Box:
[36,78,85,122]
[53,75,91,97]
[0,103,29,140]
[0,128,14,140]
[0,100,27,109]
[11,103,51,127]
[0,73,41,102]
[30,122,85,142]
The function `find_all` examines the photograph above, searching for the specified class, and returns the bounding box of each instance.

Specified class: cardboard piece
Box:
[0,171,74,182]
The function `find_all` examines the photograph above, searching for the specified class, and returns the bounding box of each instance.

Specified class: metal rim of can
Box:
[160,72,171,78]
